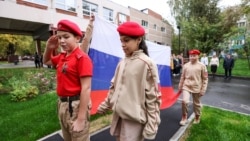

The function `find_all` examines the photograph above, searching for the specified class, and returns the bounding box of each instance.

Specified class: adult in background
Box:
[43,19,93,141]
[97,21,161,141]
[173,54,181,76]
[200,53,208,67]
[34,52,40,68]
[223,54,234,80]
[178,49,208,126]
[209,55,219,78]
[40,53,43,67]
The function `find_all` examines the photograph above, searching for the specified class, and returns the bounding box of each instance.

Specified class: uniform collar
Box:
[126,50,144,60]
[61,47,80,60]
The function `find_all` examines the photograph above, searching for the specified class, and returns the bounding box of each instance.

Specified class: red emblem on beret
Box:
[189,49,200,55]
[57,20,83,37]
[117,21,145,36]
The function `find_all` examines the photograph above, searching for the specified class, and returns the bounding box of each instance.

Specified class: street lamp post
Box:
[177,25,181,54]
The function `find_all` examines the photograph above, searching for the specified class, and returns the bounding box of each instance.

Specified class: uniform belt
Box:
[60,95,80,102]
[59,95,80,117]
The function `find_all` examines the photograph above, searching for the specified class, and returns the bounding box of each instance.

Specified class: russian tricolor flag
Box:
[88,16,180,114]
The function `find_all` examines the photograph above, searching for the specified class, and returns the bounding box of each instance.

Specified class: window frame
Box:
[82,0,98,16]
[118,13,126,24]
[23,0,47,5]
[103,7,114,22]
[55,0,76,12]
[141,20,148,27]
[161,27,166,33]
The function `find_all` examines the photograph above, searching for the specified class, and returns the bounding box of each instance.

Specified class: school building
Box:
[0,0,173,54]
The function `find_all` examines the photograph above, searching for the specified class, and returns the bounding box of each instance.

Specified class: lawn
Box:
[181,106,250,141]
[0,92,59,141]
[0,67,111,141]
[0,92,112,141]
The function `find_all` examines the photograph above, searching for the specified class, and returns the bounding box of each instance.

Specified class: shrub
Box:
[24,70,56,94]
[9,77,39,101]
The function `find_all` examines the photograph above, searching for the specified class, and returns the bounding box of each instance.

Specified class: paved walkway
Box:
[0,60,49,69]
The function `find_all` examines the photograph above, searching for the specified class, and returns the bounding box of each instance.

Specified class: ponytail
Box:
[139,39,149,56]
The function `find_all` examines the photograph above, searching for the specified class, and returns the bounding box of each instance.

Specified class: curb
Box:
[169,113,195,141]
[208,73,250,80]
[36,130,62,141]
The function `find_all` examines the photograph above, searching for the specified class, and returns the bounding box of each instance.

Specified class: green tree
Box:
[167,0,241,54]
[0,34,45,58]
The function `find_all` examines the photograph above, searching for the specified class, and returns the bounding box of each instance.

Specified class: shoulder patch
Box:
[75,53,84,59]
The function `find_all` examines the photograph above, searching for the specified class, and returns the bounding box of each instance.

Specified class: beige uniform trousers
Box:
[112,117,144,141]
[182,90,202,116]
[57,100,90,141]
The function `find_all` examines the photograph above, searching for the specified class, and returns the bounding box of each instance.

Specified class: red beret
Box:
[57,20,83,37]
[117,21,145,36]
[189,49,200,55]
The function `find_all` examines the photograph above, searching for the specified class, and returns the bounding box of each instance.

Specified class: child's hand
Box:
[46,35,59,50]
[90,13,95,22]
[97,110,105,115]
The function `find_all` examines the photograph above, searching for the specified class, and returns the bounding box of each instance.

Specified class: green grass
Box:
[0,91,109,141]
[184,106,250,141]
[0,68,109,141]
[208,58,250,77]
[0,92,60,141]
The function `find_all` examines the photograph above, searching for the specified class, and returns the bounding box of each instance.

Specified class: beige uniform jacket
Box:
[178,61,208,94]
[98,50,161,139]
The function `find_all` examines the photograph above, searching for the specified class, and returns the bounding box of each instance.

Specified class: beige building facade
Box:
[0,0,172,47]
[129,7,172,46]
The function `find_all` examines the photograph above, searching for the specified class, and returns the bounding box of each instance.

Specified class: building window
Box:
[103,7,113,22]
[24,0,47,5]
[161,27,166,32]
[238,22,246,27]
[82,1,98,16]
[153,24,157,30]
[141,20,148,27]
[118,13,126,24]
[55,0,76,12]
[236,40,243,45]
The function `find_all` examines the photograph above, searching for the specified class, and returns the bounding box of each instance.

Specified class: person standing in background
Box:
[209,55,219,78]
[200,53,208,67]
[40,53,43,68]
[34,52,40,68]
[223,54,234,80]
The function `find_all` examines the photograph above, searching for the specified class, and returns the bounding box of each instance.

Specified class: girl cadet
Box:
[178,49,208,126]
[43,19,93,141]
[97,21,161,141]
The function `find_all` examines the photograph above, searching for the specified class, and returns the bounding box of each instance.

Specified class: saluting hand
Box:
[46,35,59,50]
[90,13,95,22]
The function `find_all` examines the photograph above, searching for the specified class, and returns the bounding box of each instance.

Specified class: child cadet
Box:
[43,19,93,141]
[97,22,161,141]
[178,49,208,125]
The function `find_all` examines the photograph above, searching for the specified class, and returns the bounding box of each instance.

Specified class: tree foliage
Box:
[167,0,242,54]
[0,34,45,58]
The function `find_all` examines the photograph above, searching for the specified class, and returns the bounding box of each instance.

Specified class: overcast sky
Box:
[111,0,242,27]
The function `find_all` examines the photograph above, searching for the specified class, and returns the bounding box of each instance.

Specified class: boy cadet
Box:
[178,49,208,125]
[43,19,93,141]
